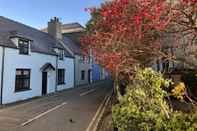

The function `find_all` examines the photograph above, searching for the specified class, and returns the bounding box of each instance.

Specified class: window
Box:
[58,69,65,85]
[18,39,29,55]
[59,49,64,60]
[81,70,85,80]
[88,56,91,64]
[15,69,31,92]
[79,56,85,63]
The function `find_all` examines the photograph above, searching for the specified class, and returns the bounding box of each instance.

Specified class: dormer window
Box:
[18,39,29,55]
[59,49,64,60]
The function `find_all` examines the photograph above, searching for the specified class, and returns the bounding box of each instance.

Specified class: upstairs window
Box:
[78,56,84,63]
[58,69,65,85]
[18,39,29,55]
[59,49,64,60]
[88,56,91,64]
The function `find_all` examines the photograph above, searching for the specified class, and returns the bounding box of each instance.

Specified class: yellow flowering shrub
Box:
[171,82,185,100]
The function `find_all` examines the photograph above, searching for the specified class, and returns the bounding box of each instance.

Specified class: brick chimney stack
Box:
[47,17,62,40]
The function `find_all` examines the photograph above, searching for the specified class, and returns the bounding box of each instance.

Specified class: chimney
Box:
[47,17,62,40]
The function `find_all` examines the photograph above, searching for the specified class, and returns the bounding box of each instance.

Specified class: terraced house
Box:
[43,21,103,86]
[60,22,109,84]
[0,16,75,104]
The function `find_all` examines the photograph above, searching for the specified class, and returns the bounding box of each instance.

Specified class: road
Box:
[0,80,112,131]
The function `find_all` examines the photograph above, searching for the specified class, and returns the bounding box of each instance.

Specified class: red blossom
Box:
[81,0,196,76]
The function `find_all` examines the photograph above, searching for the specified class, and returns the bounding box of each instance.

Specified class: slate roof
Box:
[41,22,85,56]
[61,23,86,55]
[0,16,73,57]
[62,36,82,55]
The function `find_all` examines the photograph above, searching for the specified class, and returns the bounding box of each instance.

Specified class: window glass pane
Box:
[23,70,29,75]
[58,69,65,84]
[18,39,29,55]
[24,41,28,45]
[24,79,29,88]
[19,40,23,44]
[15,69,30,92]
[16,70,22,75]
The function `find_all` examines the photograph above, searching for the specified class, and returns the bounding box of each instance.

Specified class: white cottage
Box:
[42,21,94,86]
[0,16,74,104]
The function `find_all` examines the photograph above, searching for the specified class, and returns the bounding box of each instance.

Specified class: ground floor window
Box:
[15,69,31,92]
[58,69,65,85]
[81,70,85,80]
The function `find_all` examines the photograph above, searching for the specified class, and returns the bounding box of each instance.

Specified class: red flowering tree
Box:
[82,0,197,76]
[81,0,173,79]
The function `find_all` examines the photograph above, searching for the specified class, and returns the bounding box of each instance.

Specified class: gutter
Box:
[0,47,5,104]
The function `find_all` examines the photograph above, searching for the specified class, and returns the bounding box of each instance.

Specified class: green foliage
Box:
[182,71,197,97]
[182,71,197,90]
[112,68,197,131]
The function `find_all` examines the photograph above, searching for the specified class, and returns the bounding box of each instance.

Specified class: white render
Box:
[0,46,74,104]
[57,57,74,91]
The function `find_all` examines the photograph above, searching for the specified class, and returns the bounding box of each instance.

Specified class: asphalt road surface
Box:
[0,80,112,131]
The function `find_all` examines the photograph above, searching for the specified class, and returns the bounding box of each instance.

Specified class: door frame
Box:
[88,69,91,84]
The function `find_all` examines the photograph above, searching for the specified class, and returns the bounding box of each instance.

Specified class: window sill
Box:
[59,58,64,61]
[15,88,32,93]
[58,83,65,85]
[19,53,30,56]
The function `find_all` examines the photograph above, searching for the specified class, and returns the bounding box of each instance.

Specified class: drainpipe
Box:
[0,47,5,105]
[74,56,76,88]
[55,55,58,92]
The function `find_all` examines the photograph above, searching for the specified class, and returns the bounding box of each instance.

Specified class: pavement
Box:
[0,80,113,131]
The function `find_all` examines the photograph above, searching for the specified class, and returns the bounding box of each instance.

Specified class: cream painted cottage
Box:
[0,16,74,104]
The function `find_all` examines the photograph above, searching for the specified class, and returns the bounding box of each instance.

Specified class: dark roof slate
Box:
[0,16,73,57]
[62,36,82,55]
[41,22,85,56]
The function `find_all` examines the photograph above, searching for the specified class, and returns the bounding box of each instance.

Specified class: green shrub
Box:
[112,68,197,131]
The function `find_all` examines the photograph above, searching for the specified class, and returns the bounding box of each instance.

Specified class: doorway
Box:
[42,72,47,95]
[88,69,91,84]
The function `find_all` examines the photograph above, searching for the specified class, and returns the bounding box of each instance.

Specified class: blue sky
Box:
[0,0,103,29]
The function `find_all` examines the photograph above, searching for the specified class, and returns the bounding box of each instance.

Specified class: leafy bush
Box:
[182,71,197,98]
[112,68,197,131]
[171,82,186,101]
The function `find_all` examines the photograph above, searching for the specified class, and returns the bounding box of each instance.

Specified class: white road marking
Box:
[86,93,110,131]
[21,102,67,126]
[80,89,96,97]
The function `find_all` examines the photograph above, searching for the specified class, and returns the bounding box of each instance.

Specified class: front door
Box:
[42,72,47,95]
[88,69,91,84]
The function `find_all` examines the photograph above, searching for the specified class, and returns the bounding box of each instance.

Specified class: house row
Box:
[0,16,108,104]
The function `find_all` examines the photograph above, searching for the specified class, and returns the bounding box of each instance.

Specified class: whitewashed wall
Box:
[57,58,74,91]
[0,47,3,103]
[2,48,57,104]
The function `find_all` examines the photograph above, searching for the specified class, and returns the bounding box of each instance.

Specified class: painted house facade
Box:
[61,23,109,83]
[43,22,94,86]
[0,16,74,104]
[62,30,93,86]
[92,60,110,82]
